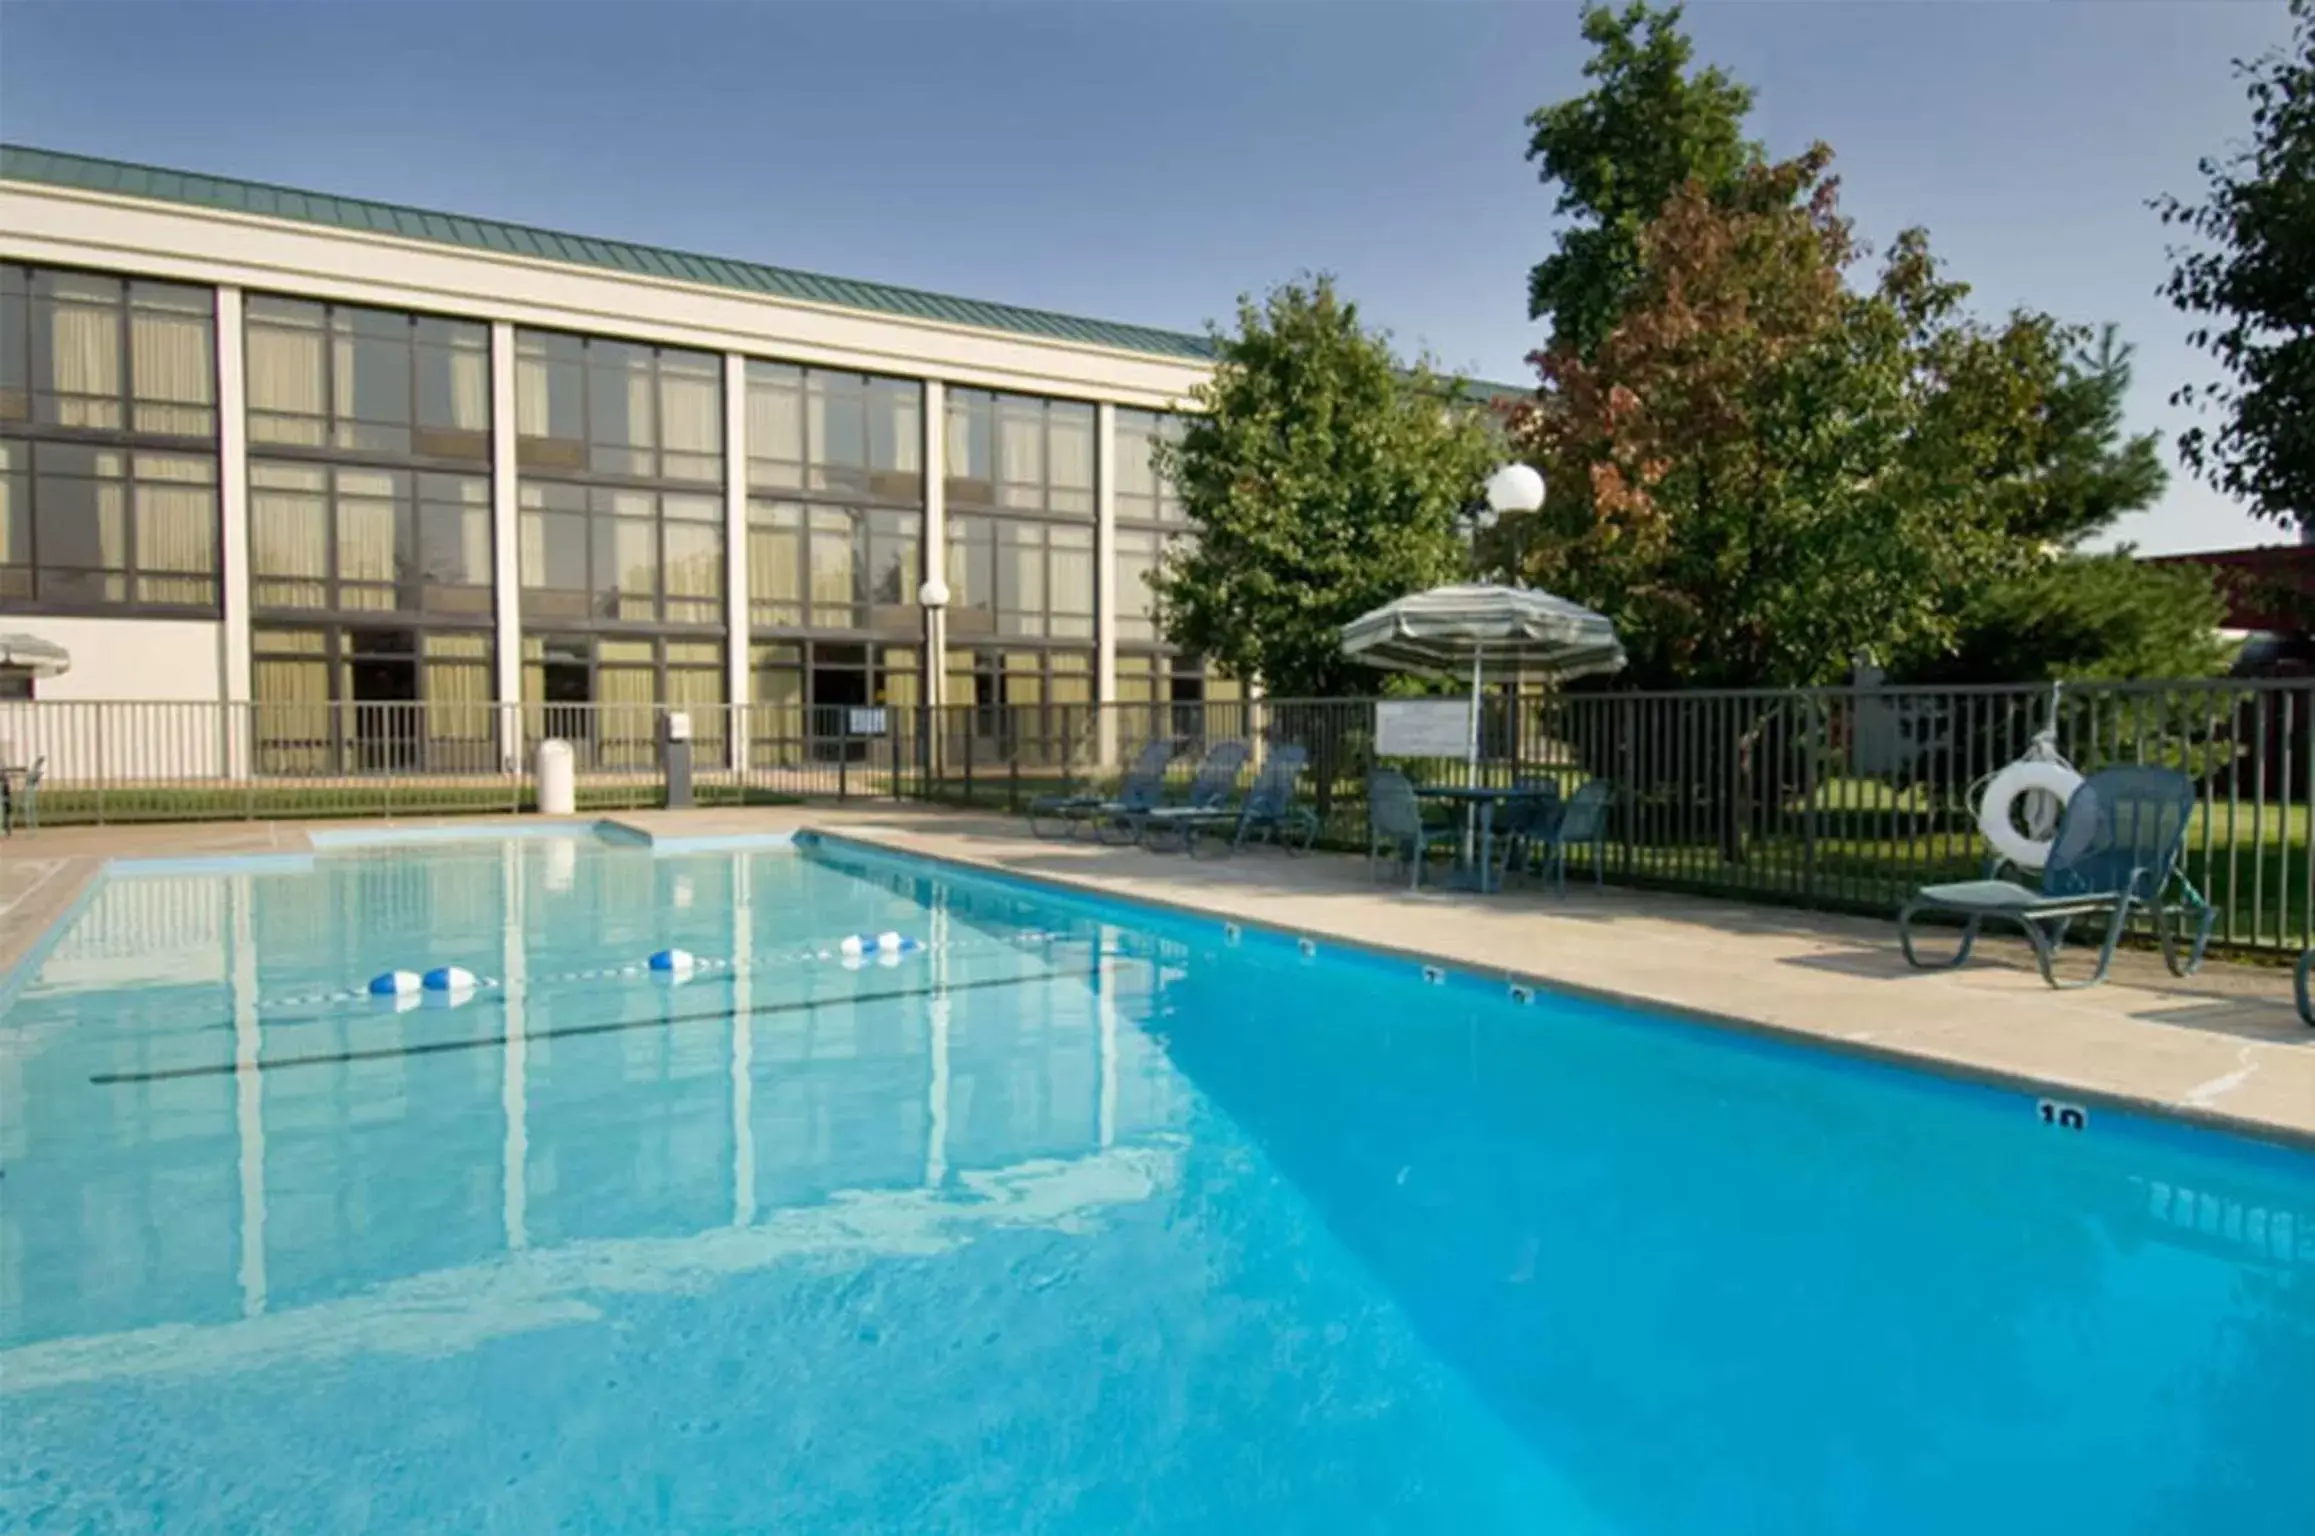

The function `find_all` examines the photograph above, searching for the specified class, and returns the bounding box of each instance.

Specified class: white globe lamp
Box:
[1486,462,1546,516]
[918,577,951,610]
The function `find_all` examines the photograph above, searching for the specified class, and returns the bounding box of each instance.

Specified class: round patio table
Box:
[1410,784,1559,893]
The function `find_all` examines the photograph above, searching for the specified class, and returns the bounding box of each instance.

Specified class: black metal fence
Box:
[7,678,2313,955]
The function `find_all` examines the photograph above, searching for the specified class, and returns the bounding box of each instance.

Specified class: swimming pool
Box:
[2,830,2309,1534]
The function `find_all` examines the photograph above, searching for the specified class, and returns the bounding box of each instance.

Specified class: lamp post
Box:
[1465,462,1545,579]
[919,576,950,785]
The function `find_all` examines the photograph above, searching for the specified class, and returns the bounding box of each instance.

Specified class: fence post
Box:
[1802,692,1820,900]
[838,710,851,802]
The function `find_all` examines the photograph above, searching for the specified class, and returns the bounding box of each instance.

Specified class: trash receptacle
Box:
[536,738,576,816]
[661,710,693,809]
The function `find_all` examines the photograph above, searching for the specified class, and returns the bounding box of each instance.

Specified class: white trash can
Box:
[536,738,576,816]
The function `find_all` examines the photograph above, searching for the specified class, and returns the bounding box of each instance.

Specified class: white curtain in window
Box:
[1048,417,1093,493]
[945,406,979,482]
[456,505,492,584]
[1051,544,1094,618]
[518,511,550,588]
[998,408,1041,486]
[515,356,552,438]
[1007,537,1045,615]
[809,508,854,608]
[661,372,718,458]
[134,481,216,604]
[337,492,398,584]
[748,379,803,467]
[248,324,325,416]
[131,310,212,419]
[448,349,488,430]
[426,660,492,740]
[663,522,721,603]
[49,303,121,427]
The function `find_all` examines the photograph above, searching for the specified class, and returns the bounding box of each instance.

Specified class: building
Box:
[2,144,1379,775]
[2144,544,2315,675]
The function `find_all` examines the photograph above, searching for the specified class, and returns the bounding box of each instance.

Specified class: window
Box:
[520,633,727,770]
[515,331,722,483]
[251,625,496,775]
[1114,409,1187,526]
[746,364,920,502]
[0,440,219,611]
[748,641,919,765]
[518,482,723,626]
[246,298,489,461]
[945,515,1093,640]
[1113,525,1187,645]
[250,461,492,616]
[943,389,1093,515]
[948,649,1093,768]
[747,501,920,632]
[0,266,216,438]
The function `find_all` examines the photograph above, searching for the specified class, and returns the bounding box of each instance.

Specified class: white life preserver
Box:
[1978,760,2084,870]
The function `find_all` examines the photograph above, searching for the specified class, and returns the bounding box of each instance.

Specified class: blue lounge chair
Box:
[1101,739,1249,845]
[1898,764,2214,990]
[1148,744,1320,856]
[1367,769,1455,889]
[1027,738,1175,840]
[1,755,41,837]
[2295,948,2315,1029]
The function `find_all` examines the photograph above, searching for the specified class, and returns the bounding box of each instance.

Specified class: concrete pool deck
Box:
[5,806,2312,1149]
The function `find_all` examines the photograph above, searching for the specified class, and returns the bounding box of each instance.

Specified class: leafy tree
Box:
[1504,147,2075,690]
[2155,0,2315,530]
[1150,276,1498,698]
[2011,325,2170,547]
[1901,554,2235,686]
[1524,0,1758,357]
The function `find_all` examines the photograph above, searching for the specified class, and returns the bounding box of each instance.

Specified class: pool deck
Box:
[5,807,2313,1150]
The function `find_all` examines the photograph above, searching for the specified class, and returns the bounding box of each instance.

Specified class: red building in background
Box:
[2146,543,2315,674]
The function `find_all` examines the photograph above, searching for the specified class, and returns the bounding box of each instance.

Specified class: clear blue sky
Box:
[0,0,2294,554]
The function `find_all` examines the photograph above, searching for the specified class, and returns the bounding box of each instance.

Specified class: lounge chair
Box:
[1146,744,1320,856]
[2295,948,2315,1029]
[1100,739,1249,845]
[1898,764,2215,990]
[1367,769,1455,889]
[1026,738,1175,840]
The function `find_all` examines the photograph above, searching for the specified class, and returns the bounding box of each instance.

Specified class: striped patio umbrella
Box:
[0,634,71,678]
[1340,583,1625,776]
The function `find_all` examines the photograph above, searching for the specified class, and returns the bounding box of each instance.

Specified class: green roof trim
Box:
[0,142,1533,399]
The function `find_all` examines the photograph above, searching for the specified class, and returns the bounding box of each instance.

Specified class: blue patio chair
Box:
[1150,744,1320,857]
[1899,764,2214,990]
[2,756,41,837]
[1529,779,1611,894]
[1101,739,1249,845]
[2295,948,2315,1029]
[1367,769,1454,889]
[1026,738,1175,840]
[1490,779,1565,885]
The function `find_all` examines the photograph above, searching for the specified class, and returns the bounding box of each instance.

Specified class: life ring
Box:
[1978,760,2083,870]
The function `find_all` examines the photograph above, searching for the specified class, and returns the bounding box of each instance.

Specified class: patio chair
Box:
[1529,779,1612,894]
[1489,779,1564,885]
[2295,948,2315,1028]
[1148,744,1320,857]
[1026,738,1175,840]
[1367,769,1454,889]
[1100,739,1249,846]
[1898,764,2215,990]
[2,756,41,837]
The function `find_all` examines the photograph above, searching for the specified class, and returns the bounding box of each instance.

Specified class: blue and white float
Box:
[839,931,921,958]
[648,947,697,982]
[422,966,478,998]
[367,969,423,998]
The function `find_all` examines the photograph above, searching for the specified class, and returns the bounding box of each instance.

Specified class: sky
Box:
[0,0,2296,555]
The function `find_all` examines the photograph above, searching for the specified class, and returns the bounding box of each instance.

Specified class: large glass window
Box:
[943,389,1093,515]
[747,501,920,633]
[948,648,1093,768]
[946,515,1093,641]
[519,482,723,627]
[746,364,920,502]
[521,634,726,770]
[516,332,722,483]
[0,440,218,610]
[0,266,216,438]
[246,298,488,461]
[749,641,919,765]
[251,625,496,775]
[1114,408,1187,526]
[250,462,491,617]
[0,266,219,615]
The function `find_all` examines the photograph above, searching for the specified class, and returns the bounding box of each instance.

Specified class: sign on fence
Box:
[1375,699,1471,759]
[847,707,889,737]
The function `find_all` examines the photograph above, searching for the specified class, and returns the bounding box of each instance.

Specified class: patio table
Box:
[1411,784,1559,894]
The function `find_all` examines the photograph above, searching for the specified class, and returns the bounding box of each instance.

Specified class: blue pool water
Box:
[2,832,2310,1534]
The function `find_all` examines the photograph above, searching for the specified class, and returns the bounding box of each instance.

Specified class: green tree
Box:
[1902,554,2235,686]
[1505,148,2069,690]
[1524,0,1758,357]
[1150,276,1497,698]
[2155,0,2315,529]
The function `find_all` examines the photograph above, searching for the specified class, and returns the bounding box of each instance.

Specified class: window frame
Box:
[517,478,726,633]
[244,294,492,467]
[248,458,496,623]
[514,328,725,487]
[942,387,1095,517]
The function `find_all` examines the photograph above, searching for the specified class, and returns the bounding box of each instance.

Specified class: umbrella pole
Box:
[1464,647,1483,868]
